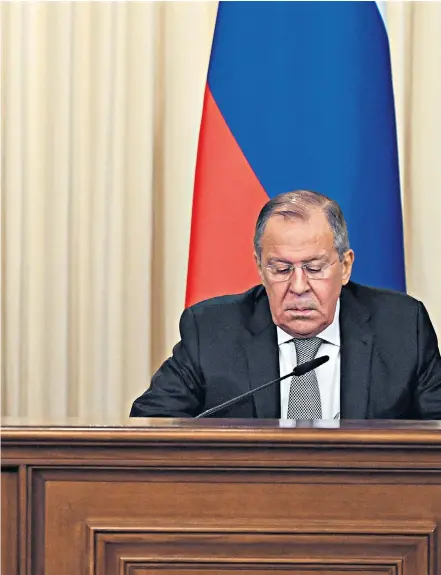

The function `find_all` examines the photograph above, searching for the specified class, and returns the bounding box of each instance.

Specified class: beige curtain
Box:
[385,2,441,339]
[1,1,217,419]
[1,1,440,421]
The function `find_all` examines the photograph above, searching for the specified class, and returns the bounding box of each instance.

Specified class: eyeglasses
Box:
[263,258,339,282]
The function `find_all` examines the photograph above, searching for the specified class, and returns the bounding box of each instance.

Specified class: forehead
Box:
[261,209,334,256]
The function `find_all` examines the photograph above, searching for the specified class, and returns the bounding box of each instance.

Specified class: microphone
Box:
[195,355,329,418]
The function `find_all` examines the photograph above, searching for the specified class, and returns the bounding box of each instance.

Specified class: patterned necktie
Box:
[287,337,323,419]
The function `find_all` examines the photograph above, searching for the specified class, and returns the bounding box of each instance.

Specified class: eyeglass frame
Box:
[261,256,342,282]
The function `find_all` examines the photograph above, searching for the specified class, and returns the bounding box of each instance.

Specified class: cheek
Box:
[266,284,286,312]
[311,281,340,310]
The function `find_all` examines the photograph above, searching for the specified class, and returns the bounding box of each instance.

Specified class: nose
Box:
[289,267,310,295]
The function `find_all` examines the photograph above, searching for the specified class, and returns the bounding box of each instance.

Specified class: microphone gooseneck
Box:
[195,355,329,418]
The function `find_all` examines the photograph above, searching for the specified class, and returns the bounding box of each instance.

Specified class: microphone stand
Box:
[195,355,329,418]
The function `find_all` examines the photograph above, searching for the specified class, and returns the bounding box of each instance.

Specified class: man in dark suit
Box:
[131,190,441,419]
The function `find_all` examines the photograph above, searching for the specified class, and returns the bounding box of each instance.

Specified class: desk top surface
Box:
[2,416,441,430]
[2,417,441,447]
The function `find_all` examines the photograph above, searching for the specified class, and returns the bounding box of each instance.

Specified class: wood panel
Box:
[2,418,441,575]
[128,568,394,575]
[29,467,440,575]
[1,468,19,575]
[95,530,428,575]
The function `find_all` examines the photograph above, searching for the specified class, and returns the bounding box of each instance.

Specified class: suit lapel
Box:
[243,287,280,418]
[242,283,375,419]
[339,285,374,419]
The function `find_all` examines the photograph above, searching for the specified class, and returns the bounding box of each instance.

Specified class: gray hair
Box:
[254,190,350,261]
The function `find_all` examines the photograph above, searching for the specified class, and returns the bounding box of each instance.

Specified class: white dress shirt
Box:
[278,299,341,419]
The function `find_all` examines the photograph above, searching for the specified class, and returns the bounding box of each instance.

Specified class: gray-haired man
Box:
[131,190,441,420]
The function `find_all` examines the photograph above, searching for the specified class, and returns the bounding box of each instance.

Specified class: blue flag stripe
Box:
[208,1,405,291]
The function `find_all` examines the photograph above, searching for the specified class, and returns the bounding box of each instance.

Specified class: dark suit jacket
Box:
[130,282,441,419]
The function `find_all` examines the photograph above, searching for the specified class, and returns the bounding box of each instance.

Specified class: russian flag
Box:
[186,1,406,307]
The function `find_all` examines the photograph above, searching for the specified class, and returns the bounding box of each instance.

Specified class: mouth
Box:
[286,308,316,316]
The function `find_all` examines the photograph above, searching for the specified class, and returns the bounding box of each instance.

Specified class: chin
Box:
[292,326,319,337]
[282,317,324,338]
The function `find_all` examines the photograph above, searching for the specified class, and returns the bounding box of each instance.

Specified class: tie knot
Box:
[293,337,322,363]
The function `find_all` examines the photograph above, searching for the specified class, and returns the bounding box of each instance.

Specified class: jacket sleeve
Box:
[130,307,205,417]
[414,301,441,419]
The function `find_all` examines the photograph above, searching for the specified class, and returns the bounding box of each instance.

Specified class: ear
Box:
[341,250,354,286]
[254,252,264,281]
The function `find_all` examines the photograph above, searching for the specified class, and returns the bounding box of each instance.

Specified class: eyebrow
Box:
[267,256,327,265]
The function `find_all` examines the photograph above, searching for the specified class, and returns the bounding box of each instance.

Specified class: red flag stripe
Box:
[185,87,268,307]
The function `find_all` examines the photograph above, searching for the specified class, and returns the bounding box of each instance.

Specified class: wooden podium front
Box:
[2,418,441,575]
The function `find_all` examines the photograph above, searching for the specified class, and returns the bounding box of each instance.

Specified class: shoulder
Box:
[341,282,430,353]
[187,284,266,316]
[343,281,421,312]
[180,285,269,338]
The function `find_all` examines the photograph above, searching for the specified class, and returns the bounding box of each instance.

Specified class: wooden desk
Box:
[2,418,441,575]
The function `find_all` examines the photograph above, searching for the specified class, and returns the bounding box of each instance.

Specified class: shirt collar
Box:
[277,299,340,347]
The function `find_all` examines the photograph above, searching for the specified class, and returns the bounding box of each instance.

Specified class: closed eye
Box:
[275,267,292,274]
[304,266,322,274]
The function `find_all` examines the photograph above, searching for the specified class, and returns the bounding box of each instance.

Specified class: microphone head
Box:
[294,355,329,377]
